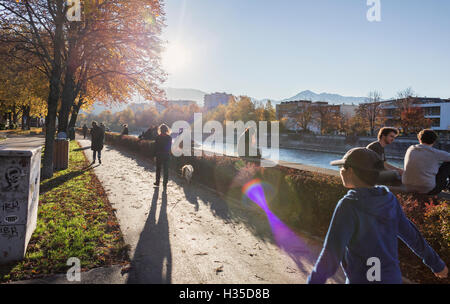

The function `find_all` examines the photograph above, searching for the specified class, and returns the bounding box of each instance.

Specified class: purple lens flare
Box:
[242,179,310,258]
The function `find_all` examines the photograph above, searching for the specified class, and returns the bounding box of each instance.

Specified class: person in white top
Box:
[402,129,450,195]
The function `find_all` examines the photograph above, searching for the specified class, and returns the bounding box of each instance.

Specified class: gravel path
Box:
[77,137,345,284]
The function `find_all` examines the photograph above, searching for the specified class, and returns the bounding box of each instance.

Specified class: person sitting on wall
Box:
[366,127,403,185]
[121,124,129,136]
[308,147,448,284]
[402,129,450,195]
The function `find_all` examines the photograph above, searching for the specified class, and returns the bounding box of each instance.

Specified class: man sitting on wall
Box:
[366,127,403,185]
[403,129,450,195]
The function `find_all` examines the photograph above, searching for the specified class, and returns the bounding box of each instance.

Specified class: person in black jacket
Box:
[154,124,172,190]
[82,124,88,139]
[90,121,105,164]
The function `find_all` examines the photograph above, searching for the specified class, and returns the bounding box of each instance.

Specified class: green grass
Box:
[0,141,129,282]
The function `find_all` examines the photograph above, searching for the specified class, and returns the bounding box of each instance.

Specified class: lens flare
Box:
[242,179,309,257]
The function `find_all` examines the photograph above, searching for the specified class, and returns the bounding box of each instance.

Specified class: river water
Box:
[130,132,404,171]
[198,141,404,171]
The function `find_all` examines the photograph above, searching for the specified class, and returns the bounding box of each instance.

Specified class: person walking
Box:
[82,124,88,139]
[308,147,448,284]
[402,129,450,195]
[154,124,172,190]
[90,121,105,164]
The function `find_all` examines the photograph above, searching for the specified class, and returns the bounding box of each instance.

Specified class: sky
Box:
[160,0,450,101]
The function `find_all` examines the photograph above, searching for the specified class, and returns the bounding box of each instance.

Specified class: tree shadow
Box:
[126,189,172,283]
[73,146,91,151]
[39,165,94,194]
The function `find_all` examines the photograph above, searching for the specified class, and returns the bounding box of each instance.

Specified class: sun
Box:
[162,41,191,74]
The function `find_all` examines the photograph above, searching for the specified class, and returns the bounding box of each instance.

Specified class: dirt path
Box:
[77,136,345,284]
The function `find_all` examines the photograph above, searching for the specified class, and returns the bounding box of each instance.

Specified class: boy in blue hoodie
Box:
[307,147,448,284]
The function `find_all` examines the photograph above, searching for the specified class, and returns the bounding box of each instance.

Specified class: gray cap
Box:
[330,147,384,171]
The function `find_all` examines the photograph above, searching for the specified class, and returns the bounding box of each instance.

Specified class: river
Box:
[130,132,404,171]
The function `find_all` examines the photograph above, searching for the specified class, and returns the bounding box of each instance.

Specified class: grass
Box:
[0,140,129,282]
[0,127,43,137]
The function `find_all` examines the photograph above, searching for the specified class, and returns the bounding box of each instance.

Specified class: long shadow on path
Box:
[127,189,172,283]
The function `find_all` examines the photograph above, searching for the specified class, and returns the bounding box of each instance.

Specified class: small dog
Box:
[181,164,194,184]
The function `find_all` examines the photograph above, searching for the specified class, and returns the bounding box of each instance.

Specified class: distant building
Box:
[376,97,450,132]
[203,92,233,111]
[167,100,197,107]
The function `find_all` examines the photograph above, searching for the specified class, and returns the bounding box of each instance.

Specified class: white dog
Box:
[181,164,194,184]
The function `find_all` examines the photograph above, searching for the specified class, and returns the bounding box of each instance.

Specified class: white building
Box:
[381,97,450,132]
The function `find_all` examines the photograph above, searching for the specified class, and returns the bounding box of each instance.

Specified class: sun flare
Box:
[162,41,191,73]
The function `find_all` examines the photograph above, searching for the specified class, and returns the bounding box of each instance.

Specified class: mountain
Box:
[282,90,366,104]
[163,87,207,105]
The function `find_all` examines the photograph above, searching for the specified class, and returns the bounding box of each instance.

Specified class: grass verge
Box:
[0,140,129,282]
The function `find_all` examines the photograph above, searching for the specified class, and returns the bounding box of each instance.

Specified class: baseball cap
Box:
[330,147,384,172]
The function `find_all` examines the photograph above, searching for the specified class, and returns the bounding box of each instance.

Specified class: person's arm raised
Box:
[397,202,446,277]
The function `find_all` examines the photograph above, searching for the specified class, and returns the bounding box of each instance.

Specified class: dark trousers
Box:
[428,162,450,195]
[155,157,169,186]
[93,150,101,161]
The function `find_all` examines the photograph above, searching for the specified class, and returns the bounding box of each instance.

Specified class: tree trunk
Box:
[58,25,78,134]
[21,106,30,130]
[12,103,18,126]
[68,97,83,130]
[42,1,64,180]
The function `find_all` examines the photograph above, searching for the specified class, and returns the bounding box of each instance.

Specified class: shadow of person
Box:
[126,188,172,284]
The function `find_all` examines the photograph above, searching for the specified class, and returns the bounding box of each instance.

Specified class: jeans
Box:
[93,150,101,162]
[155,157,169,186]
[428,162,450,195]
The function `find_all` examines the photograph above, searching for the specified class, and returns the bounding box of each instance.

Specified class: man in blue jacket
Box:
[307,147,448,284]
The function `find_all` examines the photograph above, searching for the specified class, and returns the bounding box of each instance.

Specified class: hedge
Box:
[79,130,449,283]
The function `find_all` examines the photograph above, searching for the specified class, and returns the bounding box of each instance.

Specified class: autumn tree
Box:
[400,106,432,134]
[296,102,313,132]
[356,91,383,136]
[0,0,165,178]
[395,87,419,133]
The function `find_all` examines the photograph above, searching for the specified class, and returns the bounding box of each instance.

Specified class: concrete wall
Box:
[279,134,450,159]
[0,147,41,263]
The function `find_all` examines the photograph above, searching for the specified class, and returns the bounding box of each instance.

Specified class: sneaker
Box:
[99,159,102,164]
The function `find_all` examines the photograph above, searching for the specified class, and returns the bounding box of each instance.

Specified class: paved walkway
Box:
[0,136,45,151]
[76,136,345,284]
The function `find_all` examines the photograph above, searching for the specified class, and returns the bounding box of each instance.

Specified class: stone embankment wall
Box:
[279,133,450,159]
